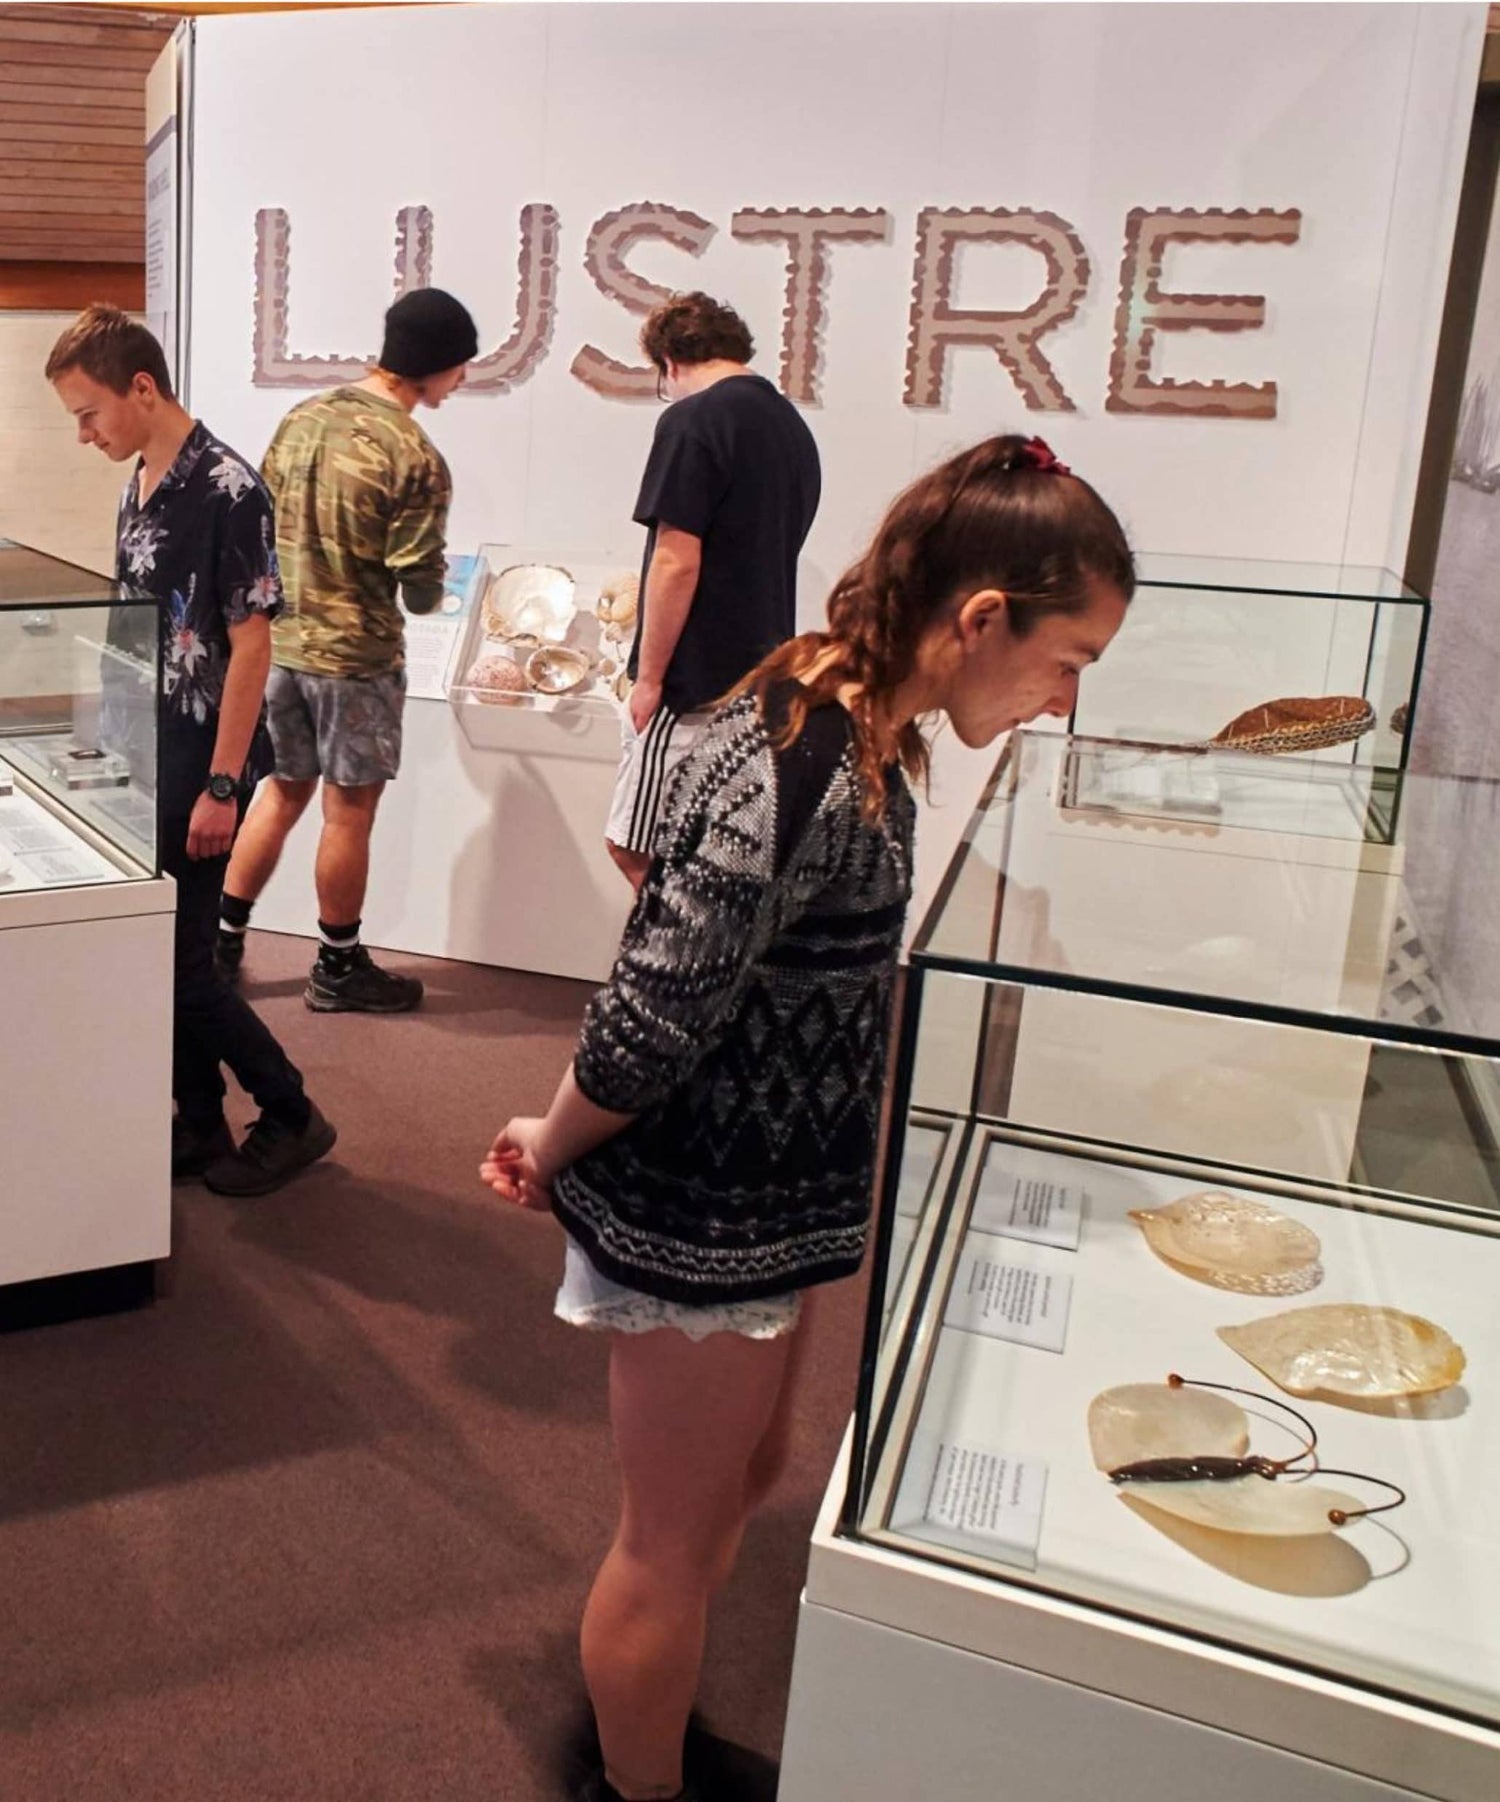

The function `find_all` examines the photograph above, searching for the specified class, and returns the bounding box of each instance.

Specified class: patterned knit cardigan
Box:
[552,690,915,1306]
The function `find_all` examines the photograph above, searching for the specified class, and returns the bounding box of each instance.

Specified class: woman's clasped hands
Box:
[480,1116,557,1211]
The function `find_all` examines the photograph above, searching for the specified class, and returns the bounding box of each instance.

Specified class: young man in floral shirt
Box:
[47,307,335,1196]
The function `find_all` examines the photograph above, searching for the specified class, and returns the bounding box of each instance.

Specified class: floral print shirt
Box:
[114,421,284,816]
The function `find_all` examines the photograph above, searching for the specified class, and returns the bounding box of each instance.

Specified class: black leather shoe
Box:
[203,1103,337,1197]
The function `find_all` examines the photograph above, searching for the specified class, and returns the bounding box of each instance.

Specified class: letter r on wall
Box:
[904,208,1090,412]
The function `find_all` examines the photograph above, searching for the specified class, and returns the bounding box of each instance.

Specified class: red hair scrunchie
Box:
[1019,436,1071,476]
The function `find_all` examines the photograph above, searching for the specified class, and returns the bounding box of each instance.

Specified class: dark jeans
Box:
[161,809,306,1129]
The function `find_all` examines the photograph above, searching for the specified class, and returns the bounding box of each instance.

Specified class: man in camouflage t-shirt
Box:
[218,288,478,1013]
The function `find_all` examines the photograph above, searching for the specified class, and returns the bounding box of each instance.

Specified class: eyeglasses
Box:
[654,367,669,402]
[1107,1374,1406,1526]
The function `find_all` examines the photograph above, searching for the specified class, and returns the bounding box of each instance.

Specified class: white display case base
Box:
[245,694,632,983]
[1,876,174,1286]
[780,1593,1421,1802]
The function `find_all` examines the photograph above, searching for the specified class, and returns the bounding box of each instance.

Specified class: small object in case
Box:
[1209,695,1376,755]
[1091,1375,1405,1537]
[1217,1303,1466,1401]
[1129,1192,1323,1296]
[482,563,575,643]
[48,744,130,789]
[526,645,591,695]
[466,650,530,704]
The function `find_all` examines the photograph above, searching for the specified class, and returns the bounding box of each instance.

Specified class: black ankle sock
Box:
[316,919,360,973]
[220,892,254,932]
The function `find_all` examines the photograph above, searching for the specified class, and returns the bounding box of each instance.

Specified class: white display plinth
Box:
[780,1437,1500,1802]
[1,875,174,1286]
[246,693,632,984]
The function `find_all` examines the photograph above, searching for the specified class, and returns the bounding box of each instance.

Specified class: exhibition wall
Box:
[181,2,1486,953]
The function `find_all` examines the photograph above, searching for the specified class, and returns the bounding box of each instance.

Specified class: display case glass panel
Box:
[0,541,160,887]
[1073,555,1428,801]
[447,544,633,746]
[848,726,1500,1732]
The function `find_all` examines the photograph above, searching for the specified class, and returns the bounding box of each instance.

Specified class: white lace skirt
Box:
[555,1234,803,1341]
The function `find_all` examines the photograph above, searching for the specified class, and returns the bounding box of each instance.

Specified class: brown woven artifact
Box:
[1390,701,1410,737]
[1209,695,1375,756]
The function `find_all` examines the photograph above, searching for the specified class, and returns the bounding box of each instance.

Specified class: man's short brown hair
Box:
[45,305,174,400]
[640,292,754,374]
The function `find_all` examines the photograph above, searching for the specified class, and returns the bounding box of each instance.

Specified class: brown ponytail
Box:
[732,434,1135,816]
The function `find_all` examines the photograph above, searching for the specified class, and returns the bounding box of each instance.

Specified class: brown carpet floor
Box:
[1,931,871,1801]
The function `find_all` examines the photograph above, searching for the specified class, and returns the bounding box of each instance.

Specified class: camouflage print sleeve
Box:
[260,418,286,505]
[385,445,450,617]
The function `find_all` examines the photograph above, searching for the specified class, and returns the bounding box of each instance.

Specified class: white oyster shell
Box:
[1087,1382,1249,1473]
[526,645,591,695]
[483,563,576,643]
[1130,1193,1323,1296]
[1218,1305,1465,1400]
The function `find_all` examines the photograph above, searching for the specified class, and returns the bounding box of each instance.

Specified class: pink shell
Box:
[469,653,528,693]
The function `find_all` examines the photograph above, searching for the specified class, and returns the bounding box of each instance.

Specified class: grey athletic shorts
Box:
[265,665,406,787]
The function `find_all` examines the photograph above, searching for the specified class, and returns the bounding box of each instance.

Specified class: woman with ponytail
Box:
[482,435,1134,1802]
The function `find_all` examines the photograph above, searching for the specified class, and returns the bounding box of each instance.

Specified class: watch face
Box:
[208,775,236,801]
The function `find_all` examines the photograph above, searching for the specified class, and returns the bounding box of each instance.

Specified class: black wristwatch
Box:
[205,771,238,803]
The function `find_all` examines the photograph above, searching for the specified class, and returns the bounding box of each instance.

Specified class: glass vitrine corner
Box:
[844,726,1500,1737]
[1073,554,1429,797]
[0,541,161,889]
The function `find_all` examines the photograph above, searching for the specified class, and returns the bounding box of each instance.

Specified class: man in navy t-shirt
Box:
[605,292,821,888]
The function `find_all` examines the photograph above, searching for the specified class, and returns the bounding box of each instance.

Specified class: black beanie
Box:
[379,288,479,379]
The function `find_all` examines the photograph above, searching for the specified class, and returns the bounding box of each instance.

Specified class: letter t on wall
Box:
[904,207,1090,411]
[730,208,891,404]
[1107,206,1303,417]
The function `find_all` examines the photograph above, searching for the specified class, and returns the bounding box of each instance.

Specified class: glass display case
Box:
[0,540,160,890]
[1072,555,1429,837]
[845,728,1500,1735]
[447,543,634,746]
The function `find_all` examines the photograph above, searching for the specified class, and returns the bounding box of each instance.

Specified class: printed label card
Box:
[943,1237,1072,1352]
[922,1440,1047,1568]
[971,1143,1086,1251]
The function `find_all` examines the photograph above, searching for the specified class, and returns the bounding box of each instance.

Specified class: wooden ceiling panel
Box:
[0,4,172,268]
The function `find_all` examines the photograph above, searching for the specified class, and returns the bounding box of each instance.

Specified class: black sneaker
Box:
[172,1115,235,1180]
[304,946,423,1014]
[214,930,245,985]
[202,1102,337,1197]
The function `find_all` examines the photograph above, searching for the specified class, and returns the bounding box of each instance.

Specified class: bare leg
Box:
[223,776,317,904]
[707,1291,818,1594]
[315,781,384,925]
[582,1320,806,1800]
[606,838,650,892]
